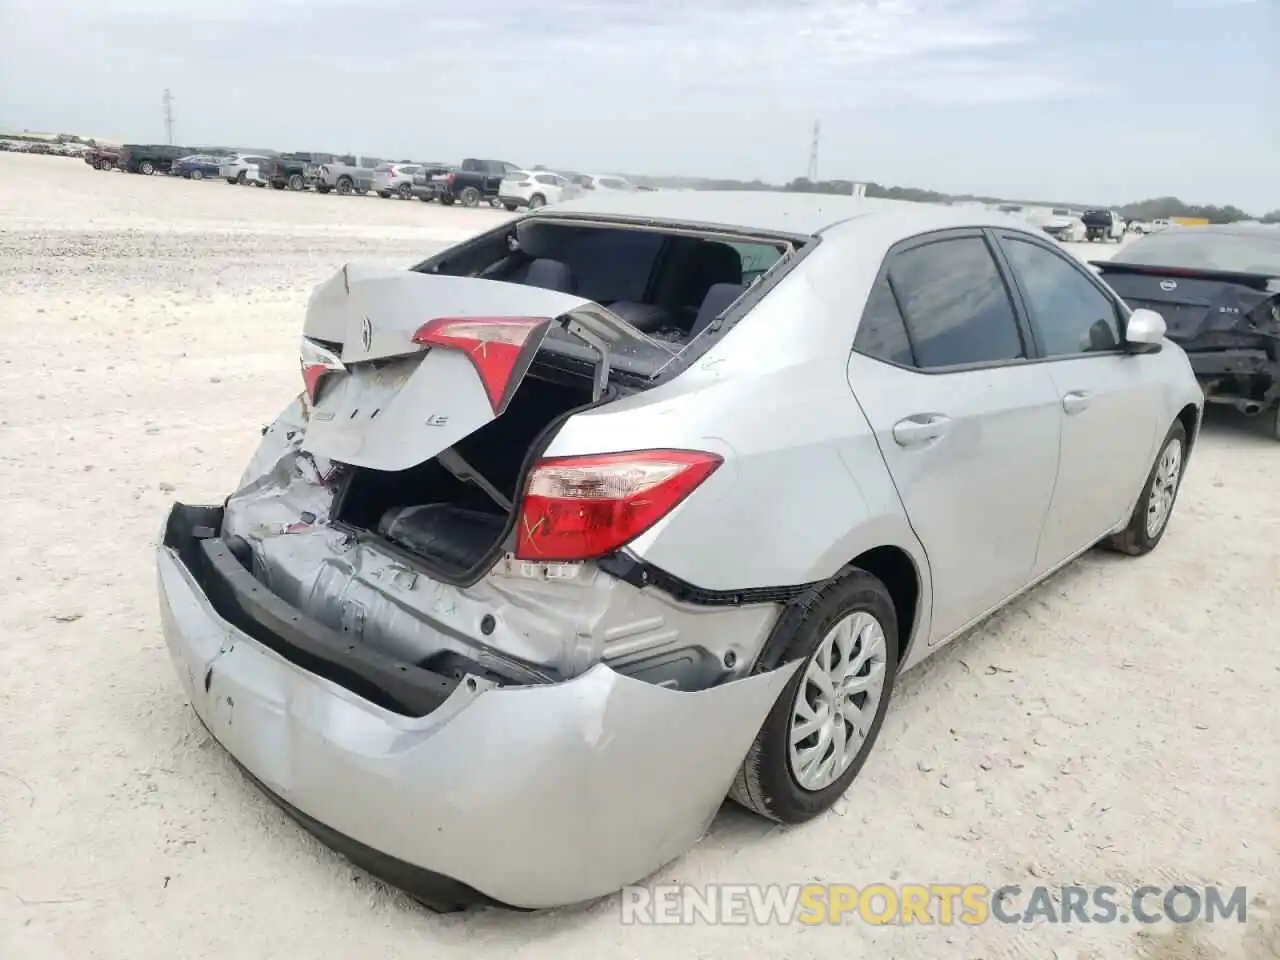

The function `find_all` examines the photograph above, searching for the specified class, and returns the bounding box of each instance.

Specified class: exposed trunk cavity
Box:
[334,369,595,579]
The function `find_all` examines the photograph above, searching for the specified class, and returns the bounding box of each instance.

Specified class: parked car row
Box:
[72,142,648,211]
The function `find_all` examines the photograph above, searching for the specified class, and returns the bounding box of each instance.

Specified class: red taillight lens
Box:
[514,450,723,562]
[300,337,345,404]
[412,316,550,414]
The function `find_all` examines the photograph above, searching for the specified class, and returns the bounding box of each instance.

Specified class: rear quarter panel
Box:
[544,235,928,599]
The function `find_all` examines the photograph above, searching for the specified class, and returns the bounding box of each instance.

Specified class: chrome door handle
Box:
[892,414,951,447]
[1062,391,1091,415]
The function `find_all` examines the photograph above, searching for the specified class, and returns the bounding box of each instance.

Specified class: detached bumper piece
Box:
[157,502,799,911]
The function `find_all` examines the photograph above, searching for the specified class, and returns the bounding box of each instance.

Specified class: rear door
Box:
[993,232,1163,568]
[847,231,1061,643]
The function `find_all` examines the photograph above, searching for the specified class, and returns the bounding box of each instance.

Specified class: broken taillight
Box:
[411,316,551,415]
[514,449,723,562]
[300,337,344,404]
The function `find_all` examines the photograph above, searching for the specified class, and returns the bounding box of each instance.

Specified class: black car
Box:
[1093,224,1280,437]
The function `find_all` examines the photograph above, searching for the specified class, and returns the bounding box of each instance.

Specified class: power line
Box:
[807,120,820,183]
[162,89,175,145]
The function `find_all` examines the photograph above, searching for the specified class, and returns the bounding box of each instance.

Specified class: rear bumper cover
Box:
[157,502,797,910]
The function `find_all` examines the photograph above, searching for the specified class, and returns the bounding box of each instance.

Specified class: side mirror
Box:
[1125,308,1166,354]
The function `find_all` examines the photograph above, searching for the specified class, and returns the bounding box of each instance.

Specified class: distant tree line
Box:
[628,173,1275,224]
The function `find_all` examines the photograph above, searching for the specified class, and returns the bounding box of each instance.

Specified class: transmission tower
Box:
[807,120,821,182]
[162,89,175,145]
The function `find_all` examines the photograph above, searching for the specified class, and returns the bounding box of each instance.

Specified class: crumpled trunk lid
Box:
[299,263,653,473]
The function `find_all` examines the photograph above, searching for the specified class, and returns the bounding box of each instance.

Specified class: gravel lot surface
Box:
[1,153,1276,960]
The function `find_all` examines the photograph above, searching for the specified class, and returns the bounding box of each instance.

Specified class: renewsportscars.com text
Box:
[620,883,1249,926]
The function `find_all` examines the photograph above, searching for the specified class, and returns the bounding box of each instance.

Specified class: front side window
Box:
[1000,237,1122,355]
[888,237,1025,368]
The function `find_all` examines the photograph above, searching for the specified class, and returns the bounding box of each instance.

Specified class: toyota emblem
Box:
[1159,280,1177,292]
[361,316,373,351]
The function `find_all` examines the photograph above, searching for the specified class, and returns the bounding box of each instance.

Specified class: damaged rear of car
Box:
[1094,223,1280,437]
[158,211,810,909]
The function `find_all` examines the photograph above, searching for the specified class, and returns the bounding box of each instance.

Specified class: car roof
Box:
[532,190,1039,239]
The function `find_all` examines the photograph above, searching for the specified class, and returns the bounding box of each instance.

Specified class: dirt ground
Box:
[1,152,1276,960]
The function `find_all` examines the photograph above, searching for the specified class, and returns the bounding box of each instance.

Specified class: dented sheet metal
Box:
[221,403,779,686]
[157,543,798,908]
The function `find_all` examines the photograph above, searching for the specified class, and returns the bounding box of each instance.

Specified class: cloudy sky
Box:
[2,0,1276,211]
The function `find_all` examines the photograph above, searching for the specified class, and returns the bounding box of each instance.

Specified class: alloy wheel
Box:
[788,611,889,792]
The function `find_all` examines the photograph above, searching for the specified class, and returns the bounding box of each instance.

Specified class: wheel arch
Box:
[753,542,926,674]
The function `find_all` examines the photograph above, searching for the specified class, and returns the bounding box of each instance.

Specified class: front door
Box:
[848,232,1062,643]
[992,231,1162,571]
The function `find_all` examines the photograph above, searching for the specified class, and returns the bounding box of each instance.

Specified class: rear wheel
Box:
[336,177,353,196]
[191,169,204,181]
[398,182,413,200]
[459,186,481,207]
[139,160,155,175]
[527,193,546,210]
[271,181,286,190]
[440,195,456,206]
[288,173,305,191]
[503,202,518,212]
[729,568,898,824]
[377,190,391,198]
[1104,420,1187,556]
[315,184,331,194]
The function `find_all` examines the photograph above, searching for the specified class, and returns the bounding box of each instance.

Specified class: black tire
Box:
[139,160,155,176]
[527,193,545,210]
[254,181,266,188]
[377,191,391,199]
[287,173,305,191]
[271,181,286,190]
[1104,420,1187,556]
[729,568,899,824]
[315,184,331,194]
[191,169,204,181]
[459,186,481,207]
[503,202,518,212]
[440,195,455,206]
[225,178,238,185]
[397,182,413,200]
[336,177,353,196]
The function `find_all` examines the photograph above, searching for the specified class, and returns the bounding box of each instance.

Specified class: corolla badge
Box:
[1159,280,1178,292]
[361,316,373,351]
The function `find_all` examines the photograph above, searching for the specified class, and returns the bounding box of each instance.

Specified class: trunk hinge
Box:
[562,317,611,401]
[436,447,513,512]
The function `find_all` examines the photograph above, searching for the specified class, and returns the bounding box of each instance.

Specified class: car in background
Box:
[157,192,1201,912]
[84,147,121,171]
[1093,222,1280,437]
[437,158,522,207]
[574,174,641,193]
[1040,208,1085,243]
[372,162,424,199]
[219,154,272,186]
[1082,209,1125,243]
[119,144,192,175]
[409,163,456,202]
[260,152,337,191]
[313,156,384,196]
[497,170,582,210]
[173,154,231,180]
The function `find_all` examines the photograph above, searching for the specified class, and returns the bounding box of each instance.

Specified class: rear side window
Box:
[853,278,914,366]
[888,238,1025,368]
[999,237,1122,355]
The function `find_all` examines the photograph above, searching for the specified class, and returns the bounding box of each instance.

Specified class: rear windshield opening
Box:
[421,220,801,359]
